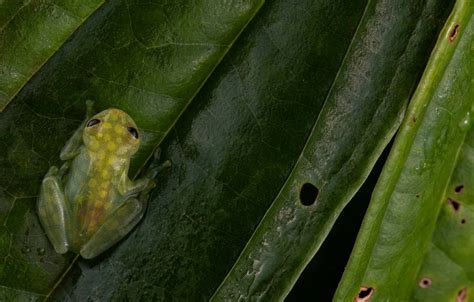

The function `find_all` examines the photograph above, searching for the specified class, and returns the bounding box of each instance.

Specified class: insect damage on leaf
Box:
[454,185,464,193]
[448,198,461,211]
[299,183,319,206]
[448,24,460,42]
[355,287,374,302]
[456,288,467,302]
[418,277,432,288]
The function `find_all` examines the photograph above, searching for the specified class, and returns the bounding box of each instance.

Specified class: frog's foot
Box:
[153,147,162,161]
[147,148,172,179]
[79,198,146,259]
[155,160,172,174]
[45,166,59,177]
[58,161,70,178]
[38,166,69,254]
[60,101,96,161]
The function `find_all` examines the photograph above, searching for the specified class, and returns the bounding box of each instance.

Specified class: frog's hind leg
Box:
[38,166,69,254]
[79,198,146,259]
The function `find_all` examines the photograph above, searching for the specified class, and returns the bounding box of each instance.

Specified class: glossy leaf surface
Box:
[0,0,105,111]
[335,1,473,300]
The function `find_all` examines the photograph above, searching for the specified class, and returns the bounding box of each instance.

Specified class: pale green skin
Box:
[38,103,161,259]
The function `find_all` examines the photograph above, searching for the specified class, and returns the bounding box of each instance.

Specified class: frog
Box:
[37,101,168,259]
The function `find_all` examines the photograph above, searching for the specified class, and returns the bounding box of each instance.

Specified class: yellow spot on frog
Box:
[89,139,99,150]
[104,133,111,141]
[97,150,106,160]
[99,190,107,198]
[88,179,97,187]
[107,142,117,152]
[101,180,110,189]
[102,122,112,129]
[109,113,119,121]
[114,124,123,134]
[101,170,110,179]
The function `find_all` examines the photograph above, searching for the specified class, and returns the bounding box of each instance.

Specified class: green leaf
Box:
[0,0,105,111]
[335,0,473,300]
[412,127,474,301]
[48,0,452,300]
[0,0,263,298]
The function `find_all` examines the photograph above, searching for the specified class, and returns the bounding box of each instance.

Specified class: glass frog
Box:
[37,102,167,259]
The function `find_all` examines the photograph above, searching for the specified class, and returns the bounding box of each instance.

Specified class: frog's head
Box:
[83,108,141,156]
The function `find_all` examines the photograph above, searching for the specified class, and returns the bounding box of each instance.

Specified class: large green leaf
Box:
[0,0,263,298]
[48,0,452,300]
[0,0,105,111]
[335,0,473,300]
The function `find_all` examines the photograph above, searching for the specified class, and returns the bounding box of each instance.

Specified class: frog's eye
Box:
[86,119,101,127]
[127,127,139,139]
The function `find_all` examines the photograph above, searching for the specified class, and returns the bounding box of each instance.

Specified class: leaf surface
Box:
[48,0,453,300]
[0,0,263,298]
[335,0,473,300]
[0,0,106,111]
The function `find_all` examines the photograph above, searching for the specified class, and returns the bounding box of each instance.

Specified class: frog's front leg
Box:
[119,176,155,197]
[60,100,95,161]
[79,197,146,259]
[117,148,171,196]
[37,166,69,254]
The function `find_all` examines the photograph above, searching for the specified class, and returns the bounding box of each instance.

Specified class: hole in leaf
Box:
[448,198,460,212]
[455,185,464,193]
[416,194,420,198]
[355,287,374,302]
[299,183,319,206]
[457,288,467,302]
[419,277,432,288]
[461,219,466,224]
[449,24,459,42]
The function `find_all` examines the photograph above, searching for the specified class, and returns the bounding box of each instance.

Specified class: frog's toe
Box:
[153,147,162,160]
[79,248,95,260]
[161,160,172,169]
[45,166,59,177]
[155,159,172,174]
[54,244,68,255]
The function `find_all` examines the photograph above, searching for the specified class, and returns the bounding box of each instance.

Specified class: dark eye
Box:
[127,127,139,139]
[86,119,101,127]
